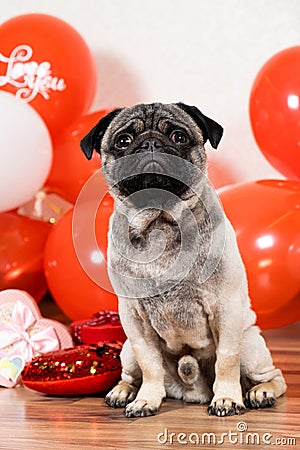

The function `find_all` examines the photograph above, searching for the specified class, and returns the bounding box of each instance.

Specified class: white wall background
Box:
[2,0,300,187]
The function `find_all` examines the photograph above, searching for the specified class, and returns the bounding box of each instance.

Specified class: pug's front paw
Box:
[208,398,245,416]
[125,399,160,417]
[105,380,138,408]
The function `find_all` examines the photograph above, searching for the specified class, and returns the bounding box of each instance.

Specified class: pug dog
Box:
[80,102,286,417]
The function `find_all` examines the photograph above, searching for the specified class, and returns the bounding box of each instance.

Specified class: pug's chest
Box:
[141,293,214,355]
[108,214,207,284]
[108,219,182,280]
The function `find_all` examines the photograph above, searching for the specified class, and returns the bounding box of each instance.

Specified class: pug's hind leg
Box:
[241,326,286,409]
[105,339,141,408]
[245,379,283,409]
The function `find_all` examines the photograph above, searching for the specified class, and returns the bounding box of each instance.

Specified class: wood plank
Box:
[0,298,299,450]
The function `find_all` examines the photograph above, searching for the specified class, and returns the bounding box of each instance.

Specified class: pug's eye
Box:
[115,133,133,149]
[170,129,189,145]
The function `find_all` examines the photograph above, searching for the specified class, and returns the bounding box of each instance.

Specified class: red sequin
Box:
[22,342,122,382]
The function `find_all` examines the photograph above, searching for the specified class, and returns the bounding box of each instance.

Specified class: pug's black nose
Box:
[140,139,163,152]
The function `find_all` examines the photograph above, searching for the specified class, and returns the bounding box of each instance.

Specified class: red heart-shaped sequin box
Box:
[22,342,122,396]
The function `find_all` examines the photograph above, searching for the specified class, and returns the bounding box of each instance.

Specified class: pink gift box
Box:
[0,289,72,387]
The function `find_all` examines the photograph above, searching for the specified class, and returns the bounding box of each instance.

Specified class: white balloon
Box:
[0,91,52,213]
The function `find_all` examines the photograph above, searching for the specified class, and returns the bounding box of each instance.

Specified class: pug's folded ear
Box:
[80,109,123,160]
[176,103,223,149]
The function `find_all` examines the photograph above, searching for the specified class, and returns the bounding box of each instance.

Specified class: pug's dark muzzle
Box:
[114,136,189,199]
[117,173,188,199]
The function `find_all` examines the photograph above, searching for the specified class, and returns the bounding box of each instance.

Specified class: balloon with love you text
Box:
[46,110,111,203]
[250,46,300,180]
[0,91,52,213]
[0,14,97,139]
[219,179,300,329]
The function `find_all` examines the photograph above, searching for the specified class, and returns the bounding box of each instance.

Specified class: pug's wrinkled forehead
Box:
[80,102,223,160]
[103,103,201,138]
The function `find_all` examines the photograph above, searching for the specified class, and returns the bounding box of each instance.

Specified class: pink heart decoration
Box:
[0,289,72,387]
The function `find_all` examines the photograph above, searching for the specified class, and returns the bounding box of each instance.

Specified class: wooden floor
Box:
[1,299,299,450]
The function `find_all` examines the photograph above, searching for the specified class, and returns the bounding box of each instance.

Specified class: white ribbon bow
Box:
[0,299,60,362]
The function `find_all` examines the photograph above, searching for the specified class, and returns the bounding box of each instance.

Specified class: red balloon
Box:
[0,212,51,302]
[44,178,117,320]
[250,46,300,180]
[46,110,111,203]
[219,179,300,329]
[0,14,97,139]
[286,233,300,283]
[257,291,300,330]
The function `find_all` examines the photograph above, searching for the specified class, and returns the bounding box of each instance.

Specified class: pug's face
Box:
[80,103,223,204]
